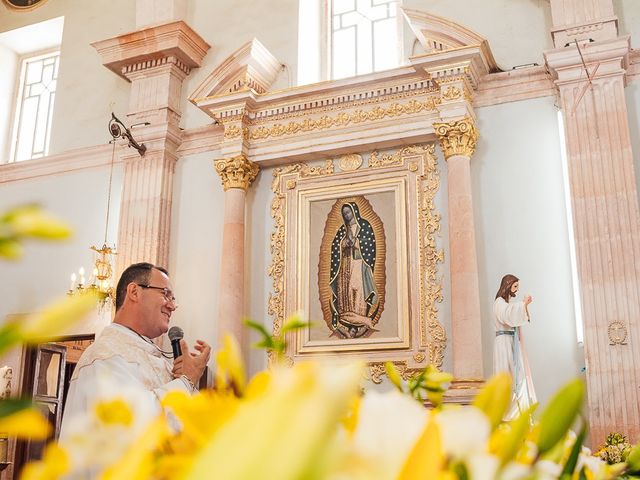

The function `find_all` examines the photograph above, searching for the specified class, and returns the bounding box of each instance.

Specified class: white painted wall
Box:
[0,164,123,333]
[617,0,640,48]
[473,96,584,406]
[0,0,134,155]
[0,44,17,162]
[625,81,640,206]
[401,0,553,70]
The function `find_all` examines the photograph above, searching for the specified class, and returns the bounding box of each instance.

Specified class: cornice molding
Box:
[0,144,121,184]
[91,20,210,82]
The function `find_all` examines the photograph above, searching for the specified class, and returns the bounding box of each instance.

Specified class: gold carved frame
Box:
[268,145,446,383]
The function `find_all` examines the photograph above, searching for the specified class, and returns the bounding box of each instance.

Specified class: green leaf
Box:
[281,315,311,334]
[0,398,33,418]
[244,318,271,339]
[626,443,640,473]
[0,238,22,260]
[384,362,404,392]
[560,418,587,476]
[473,373,512,431]
[6,205,72,239]
[537,379,585,455]
[0,323,23,356]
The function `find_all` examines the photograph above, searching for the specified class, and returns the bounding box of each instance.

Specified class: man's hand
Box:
[172,339,211,385]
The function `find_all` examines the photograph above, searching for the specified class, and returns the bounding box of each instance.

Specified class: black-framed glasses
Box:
[136,284,178,306]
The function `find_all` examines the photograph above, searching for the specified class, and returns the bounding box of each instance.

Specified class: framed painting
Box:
[268,144,446,382]
[1,0,48,10]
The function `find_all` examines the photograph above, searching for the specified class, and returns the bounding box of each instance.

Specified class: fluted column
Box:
[214,155,259,348]
[434,117,483,381]
[546,36,640,444]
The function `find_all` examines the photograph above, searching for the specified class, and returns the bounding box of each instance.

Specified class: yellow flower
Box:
[399,415,444,479]
[95,398,134,426]
[215,334,246,395]
[181,361,362,480]
[0,407,51,440]
[20,443,69,480]
[18,291,99,341]
[100,417,171,480]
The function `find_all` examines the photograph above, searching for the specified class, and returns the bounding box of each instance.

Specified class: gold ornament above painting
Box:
[268,144,446,383]
[1,0,48,10]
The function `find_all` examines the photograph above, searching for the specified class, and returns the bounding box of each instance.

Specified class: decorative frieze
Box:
[214,155,259,191]
[433,117,478,159]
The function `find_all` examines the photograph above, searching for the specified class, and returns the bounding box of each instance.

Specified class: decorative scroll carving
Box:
[223,124,249,140]
[442,86,462,100]
[418,144,446,366]
[300,159,334,177]
[366,361,424,384]
[214,155,259,191]
[250,97,441,140]
[433,116,478,159]
[608,321,628,346]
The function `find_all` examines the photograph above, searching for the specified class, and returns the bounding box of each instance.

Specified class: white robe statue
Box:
[493,297,537,419]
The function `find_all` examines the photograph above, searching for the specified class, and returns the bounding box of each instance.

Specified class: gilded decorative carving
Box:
[300,159,334,177]
[608,321,628,345]
[268,145,446,375]
[250,97,441,140]
[223,124,249,140]
[442,86,462,101]
[433,116,478,159]
[369,145,428,169]
[366,361,424,384]
[338,153,363,172]
[214,155,260,191]
[286,179,296,190]
[417,143,446,366]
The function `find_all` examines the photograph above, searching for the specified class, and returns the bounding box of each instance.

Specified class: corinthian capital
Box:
[433,117,478,160]
[215,155,260,191]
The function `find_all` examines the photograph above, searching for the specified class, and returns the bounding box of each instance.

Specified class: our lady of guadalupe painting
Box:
[318,196,386,339]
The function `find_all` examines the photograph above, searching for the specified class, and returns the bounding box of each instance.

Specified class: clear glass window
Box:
[330,0,399,79]
[10,51,59,162]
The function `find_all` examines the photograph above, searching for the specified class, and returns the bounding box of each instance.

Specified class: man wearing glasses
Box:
[60,262,211,442]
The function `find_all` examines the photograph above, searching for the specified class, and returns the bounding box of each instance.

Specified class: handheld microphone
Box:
[168,326,184,359]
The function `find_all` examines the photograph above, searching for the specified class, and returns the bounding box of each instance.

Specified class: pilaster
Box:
[92,19,210,273]
[433,116,483,383]
[214,155,260,351]
[545,35,640,444]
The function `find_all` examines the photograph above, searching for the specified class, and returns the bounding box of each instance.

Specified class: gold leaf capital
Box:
[433,116,478,160]
[214,155,260,191]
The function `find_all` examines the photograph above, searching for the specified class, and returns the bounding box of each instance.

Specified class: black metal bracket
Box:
[108,112,147,156]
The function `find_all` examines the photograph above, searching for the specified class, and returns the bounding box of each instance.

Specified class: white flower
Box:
[434,406,490,459]
[466,452,500,480]
[351,390,427,479]
[500,461,533,480]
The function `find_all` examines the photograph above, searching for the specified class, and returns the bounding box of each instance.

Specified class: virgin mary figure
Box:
[328,202,380,338]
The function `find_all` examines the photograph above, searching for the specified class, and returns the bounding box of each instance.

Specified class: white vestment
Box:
[59,323,191,441]
[493,297,537,420]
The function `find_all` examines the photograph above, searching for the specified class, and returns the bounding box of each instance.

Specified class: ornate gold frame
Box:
[1,0,48,11]
[268,144,446,382]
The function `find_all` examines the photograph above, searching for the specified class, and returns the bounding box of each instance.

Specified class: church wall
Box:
[473,95,584,406]
[402,0,554,69]
[618,0,640,48]
[0,0,134,155]
[626,81,640,206]
[0,43,18,162]
[0,165,122,333]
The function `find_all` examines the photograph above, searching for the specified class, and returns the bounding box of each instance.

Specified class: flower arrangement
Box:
[18,316,640,480]
[4,204,640,480]
[596,433,633,465]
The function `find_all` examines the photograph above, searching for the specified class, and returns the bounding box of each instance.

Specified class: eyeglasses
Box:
[136,284,178,307]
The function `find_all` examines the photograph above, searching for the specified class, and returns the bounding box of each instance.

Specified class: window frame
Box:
[326,0,404,80]
[8,48,60,163]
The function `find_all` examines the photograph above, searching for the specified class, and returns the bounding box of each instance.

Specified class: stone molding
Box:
[190,38,281,100]
[433,116,478,159]
[91,20,210,82]
[214,155,259,191]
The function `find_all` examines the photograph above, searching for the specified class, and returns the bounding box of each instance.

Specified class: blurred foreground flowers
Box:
[0,205,99,456]
[20,326,640,480]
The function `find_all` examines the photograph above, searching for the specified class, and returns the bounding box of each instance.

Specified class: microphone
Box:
[168,326,184,359]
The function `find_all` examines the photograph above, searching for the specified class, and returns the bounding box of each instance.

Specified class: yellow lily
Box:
[215,334,246,395]
[19,443,69,480]
[0,407,51,439]
[398,414,444,479]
